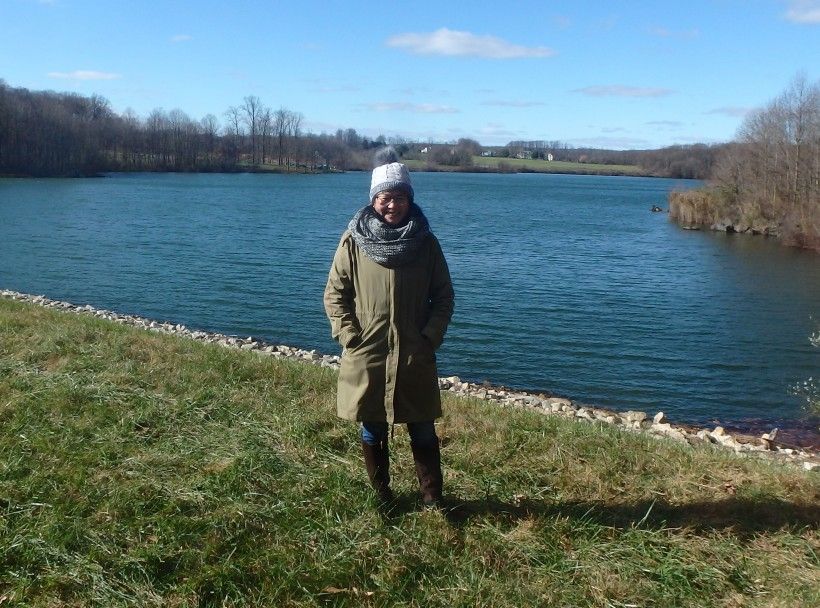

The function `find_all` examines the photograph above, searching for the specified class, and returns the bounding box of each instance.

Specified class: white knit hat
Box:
[369,147,414,202]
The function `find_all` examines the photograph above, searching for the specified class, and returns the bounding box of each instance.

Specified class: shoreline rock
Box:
[2,289,817,471]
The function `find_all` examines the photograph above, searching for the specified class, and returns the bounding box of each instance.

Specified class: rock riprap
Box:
[2,289,817,471]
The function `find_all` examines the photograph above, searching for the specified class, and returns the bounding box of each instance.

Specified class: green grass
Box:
[0,298,818,607]
[403,156,644,176]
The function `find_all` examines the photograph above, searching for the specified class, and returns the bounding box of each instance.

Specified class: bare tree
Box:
[201,113,219,161]
[718,74,819,243]
[241,95,262,165]
[259,107,272,165]
[286,111,303,169]
[146,108,170,168]
[274,107,289,167]
[223,105,243,163]
[674,74,820,249]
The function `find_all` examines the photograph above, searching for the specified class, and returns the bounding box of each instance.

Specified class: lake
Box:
[1,172,818,442]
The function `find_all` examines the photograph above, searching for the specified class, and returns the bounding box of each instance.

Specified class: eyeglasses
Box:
[374,192,409,205]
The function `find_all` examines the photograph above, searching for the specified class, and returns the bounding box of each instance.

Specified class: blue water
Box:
[1,172,818,438]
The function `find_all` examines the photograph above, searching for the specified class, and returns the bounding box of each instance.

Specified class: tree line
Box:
[1,79,742,180]
[669,75,819,250]
[0,81,391,177]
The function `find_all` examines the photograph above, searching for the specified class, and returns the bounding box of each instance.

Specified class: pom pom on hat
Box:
[369,147,414,203]
[372,147,401,167]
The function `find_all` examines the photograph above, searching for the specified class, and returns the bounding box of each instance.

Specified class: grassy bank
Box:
[1,298,818,607]
[668,187,820,251]
[667,188,779,235]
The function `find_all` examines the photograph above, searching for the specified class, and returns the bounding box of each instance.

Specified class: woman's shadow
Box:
[435,494,819,537]
[379,492,819,538]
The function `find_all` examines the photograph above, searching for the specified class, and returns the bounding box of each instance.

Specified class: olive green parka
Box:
[323,230,454,424]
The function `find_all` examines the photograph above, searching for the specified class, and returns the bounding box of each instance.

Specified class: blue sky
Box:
[1,0,818,148]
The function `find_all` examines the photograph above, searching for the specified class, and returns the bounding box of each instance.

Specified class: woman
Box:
[323,149,454,508]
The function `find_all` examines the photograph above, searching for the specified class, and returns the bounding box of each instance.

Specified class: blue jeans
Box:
[361,421,437,447]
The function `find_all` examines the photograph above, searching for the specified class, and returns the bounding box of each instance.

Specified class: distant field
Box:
[403,156,644,175]
[474,156,643,174]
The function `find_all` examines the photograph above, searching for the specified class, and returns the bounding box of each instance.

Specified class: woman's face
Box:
[372,190,410,226]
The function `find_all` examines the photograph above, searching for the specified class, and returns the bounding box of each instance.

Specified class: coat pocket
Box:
[405,326,436,367]
[346,313,388,356]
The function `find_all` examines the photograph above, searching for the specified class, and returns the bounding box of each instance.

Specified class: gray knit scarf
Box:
[348,202,431,268]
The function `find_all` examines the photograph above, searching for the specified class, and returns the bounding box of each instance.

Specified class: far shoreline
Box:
[0,167,675,180]
[1,160,679,181]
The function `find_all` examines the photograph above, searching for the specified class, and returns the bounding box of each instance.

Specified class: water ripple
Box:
[1,172,818,437]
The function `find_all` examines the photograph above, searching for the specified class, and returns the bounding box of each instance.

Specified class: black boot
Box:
[361,439,393,504]
[411,438,443,508]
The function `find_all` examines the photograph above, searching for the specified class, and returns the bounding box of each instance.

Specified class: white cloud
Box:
[568,135,653,149]
[478,124,527,141]
[303,119,344,134]
[481,100,546,107]
[171,34,193,43]
[553,16,572,29]
[573,85,674,98]
[362,102,459,114]
[785,1,820,23]
[646,120,684,127]
[594,16,619,32]
[433,123,525,145]
[47,70,121,81]
[386,28,555,59]
[226,69,250,81]
[705,106,752,117]
[301,77,363,94]
[310,84,360,94]
[679,135,730,144]
[649,26,699,38]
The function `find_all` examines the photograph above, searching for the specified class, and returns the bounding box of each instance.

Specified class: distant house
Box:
[547,153,554,162]
[481,151,493,157]
[515,151,533,160]
[420,147,429,154]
